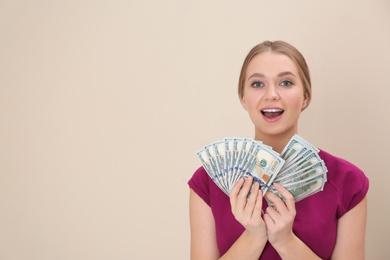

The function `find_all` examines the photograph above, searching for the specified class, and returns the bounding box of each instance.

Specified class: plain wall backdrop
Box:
[1,0,389,259]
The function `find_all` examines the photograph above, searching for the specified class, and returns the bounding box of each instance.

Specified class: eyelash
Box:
[281,80,293,86]
[250,80,294,88]
[251,81,264,88]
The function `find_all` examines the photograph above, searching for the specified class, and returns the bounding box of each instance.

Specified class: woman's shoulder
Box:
[318,149,369,214]
[318,149,368,186]
[318,149,364,174]
[189,166,209,182]
[188,166,225,206]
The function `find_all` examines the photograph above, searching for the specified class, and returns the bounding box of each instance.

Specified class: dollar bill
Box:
[247,146,285,193]
[196,135,327,200]
[212,141,228,190]
[197,148,225,191]
[276,150,323,180]
[281,134,319,159]
[276,160,327,185]
[274,174,326,202]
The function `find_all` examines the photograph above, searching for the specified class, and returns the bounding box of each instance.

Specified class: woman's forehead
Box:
[246,52,299,77]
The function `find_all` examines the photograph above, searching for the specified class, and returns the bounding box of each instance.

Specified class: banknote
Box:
[281,134,319,160]
[270,174,326,202]
[275,150,323,180]
[276,160,327,185]
[196,135,328,201]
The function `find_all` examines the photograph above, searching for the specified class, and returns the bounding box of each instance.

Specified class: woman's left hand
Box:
[263,183,296,249]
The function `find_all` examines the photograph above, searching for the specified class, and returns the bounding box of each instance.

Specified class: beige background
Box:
[1,0,389,259]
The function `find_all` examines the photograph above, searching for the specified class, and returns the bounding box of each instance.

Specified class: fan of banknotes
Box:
[196,134,328,202]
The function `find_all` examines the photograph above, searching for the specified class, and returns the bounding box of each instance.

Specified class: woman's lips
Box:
[261,108,284,122]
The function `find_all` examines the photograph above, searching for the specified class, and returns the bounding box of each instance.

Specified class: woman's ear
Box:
[302,92,309,110]
[240,97,248,111]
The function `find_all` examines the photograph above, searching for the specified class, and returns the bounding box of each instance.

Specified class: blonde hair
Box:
[238,41,312,109]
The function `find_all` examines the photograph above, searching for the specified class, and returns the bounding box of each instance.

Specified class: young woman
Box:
[188,41,369,259]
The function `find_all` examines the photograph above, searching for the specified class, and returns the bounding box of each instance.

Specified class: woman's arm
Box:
[263,184,368,260]
[189,177,268,260]
[189,189,219,259]
[331,196,368,259]
[263,183,322,260]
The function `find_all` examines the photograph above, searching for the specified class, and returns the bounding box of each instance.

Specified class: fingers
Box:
[240,176,256,199]
[245,181,261,214]
[263,210,275,226]
[229,177,244,209]
[272,183,295,211]
[264,183,296,223]
[230,176,263,219]
[253,184,264,216]
[264,193,281,222]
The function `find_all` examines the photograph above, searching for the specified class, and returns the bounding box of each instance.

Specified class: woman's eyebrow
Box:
[248,72,265,80]
[277,71,296,78]
[248,71,296,80]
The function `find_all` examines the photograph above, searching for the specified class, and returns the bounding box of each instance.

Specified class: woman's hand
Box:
[229,176,267,239]
[263,183,296,249]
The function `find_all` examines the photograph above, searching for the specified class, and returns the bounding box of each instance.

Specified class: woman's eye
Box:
[251,81,263,88]
[281,80,293,86]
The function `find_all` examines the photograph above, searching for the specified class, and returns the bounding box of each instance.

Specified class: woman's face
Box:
[241,51,308,139]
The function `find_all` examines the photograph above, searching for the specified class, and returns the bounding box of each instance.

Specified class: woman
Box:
[188,41,369,259]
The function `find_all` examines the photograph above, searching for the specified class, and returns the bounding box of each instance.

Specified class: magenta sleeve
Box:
[321,150,370,219]
[188,166,211,206]
[342,166,369,214]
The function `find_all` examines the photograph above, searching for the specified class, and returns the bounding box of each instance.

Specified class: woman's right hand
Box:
[229,176,267,239]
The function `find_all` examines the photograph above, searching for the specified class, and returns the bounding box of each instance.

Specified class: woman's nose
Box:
[265,87,280,101]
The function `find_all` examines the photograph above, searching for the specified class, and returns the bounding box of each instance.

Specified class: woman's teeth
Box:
[261,109,284,118]
[262,109,283,113]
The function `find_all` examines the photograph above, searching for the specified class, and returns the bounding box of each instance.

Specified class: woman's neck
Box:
[254,132,297,154]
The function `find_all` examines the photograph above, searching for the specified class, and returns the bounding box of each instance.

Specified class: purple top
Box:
[188,150,369,259]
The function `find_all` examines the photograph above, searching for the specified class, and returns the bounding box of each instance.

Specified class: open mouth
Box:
[261,109,284,119]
